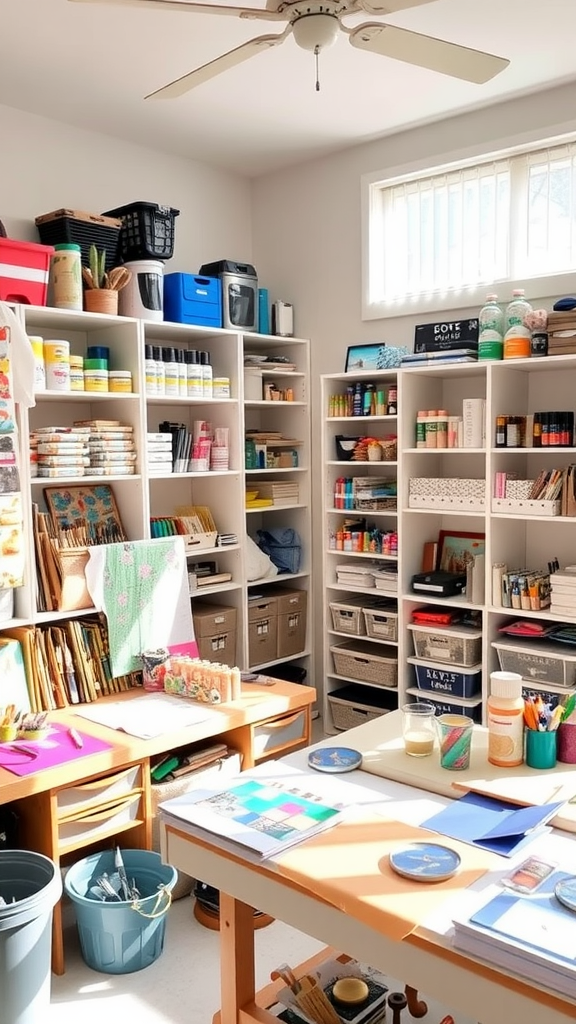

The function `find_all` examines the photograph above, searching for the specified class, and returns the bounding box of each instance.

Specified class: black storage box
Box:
[103,202,180,261]
[35,208,122,272]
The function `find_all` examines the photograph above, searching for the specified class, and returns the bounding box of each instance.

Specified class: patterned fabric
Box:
[85,537,192,676]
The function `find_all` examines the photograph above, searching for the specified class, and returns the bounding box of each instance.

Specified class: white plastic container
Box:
[29,336,45,392]
[487,670,524,767]
[119,259,164,321]
[44,340,70,391]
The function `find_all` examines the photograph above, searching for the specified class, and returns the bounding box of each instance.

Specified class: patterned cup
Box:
[437,714,474,770]
[557,722,576,765]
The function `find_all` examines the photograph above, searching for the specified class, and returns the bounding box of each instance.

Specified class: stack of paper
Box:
[256,481,299,506]
[453,872,576,999]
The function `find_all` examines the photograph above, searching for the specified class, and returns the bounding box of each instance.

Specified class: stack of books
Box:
[550,566,576,616]
[336,563,377,588]
[546,311,576,355]
[74,420,137,476]
[32,426,90,479]
[256,481,299,506]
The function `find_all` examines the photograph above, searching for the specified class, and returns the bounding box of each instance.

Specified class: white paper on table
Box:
[73,693,214,738]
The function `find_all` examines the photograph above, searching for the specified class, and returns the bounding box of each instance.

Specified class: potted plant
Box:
[82,245,131,315]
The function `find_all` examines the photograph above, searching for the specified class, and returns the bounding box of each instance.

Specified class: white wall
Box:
[251,80,576,694]
[0,103,253,271]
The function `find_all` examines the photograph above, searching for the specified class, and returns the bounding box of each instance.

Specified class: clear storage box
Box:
[408,624,482,667]
[493,640,576,688]
[331,641,398,687]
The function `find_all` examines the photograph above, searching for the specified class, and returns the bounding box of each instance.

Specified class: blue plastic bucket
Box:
[0,850,62,1024]
[64,849,177,974]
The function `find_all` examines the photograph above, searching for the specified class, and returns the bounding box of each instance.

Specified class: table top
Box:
[0,679,315,802]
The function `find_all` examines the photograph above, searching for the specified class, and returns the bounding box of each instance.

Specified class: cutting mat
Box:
[351,710,576,833]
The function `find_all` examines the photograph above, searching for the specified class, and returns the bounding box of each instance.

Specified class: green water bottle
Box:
[478,293,504,360]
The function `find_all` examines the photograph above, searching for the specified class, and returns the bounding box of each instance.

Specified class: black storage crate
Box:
[103,202,180,261]
[34,209,122,273]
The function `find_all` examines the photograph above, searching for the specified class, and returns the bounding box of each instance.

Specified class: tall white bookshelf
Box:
[321,358,576,734]
[8,306,312,688]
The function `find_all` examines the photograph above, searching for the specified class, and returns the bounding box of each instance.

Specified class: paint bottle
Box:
[29,336,45,392]
[44,340,70,391]
[487,671,524,767]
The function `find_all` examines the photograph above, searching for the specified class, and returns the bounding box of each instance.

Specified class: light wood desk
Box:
[0,680,314,974]
[161,722,576,1024]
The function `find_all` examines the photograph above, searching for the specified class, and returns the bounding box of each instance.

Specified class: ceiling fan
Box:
[69,0,509,97]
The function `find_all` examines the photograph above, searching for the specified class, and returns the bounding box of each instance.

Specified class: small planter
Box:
[84,289,118,315]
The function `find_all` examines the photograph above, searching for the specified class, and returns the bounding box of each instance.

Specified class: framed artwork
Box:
[44,484,127,543]
[438,530,485,574]
[345,344,389,372]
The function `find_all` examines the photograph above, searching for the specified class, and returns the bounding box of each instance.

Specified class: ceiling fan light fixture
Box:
[292,13,339,51]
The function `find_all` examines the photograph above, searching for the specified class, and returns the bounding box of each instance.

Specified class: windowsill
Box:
[362,271,576,322]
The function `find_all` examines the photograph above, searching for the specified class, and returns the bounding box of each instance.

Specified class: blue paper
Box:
[422,792,565,857]
[470,871,576,962]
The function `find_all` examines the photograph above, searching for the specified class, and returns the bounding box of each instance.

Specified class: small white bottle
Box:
[176,348,187,397]
[153,346,165,397]
[144,344,157,396]
[187,350,203,398]
[163,347,179,398]
[201,351,213,399]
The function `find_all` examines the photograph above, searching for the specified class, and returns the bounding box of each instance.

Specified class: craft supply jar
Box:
[50,242,83,310]
[83,369,109,393]
[557,721,576,764]
[526,728,557,769]
[69,354,84,391]
[487,671,524,767]
[44,340,70,391]
[29,335,45,392]
[109,370,132,393]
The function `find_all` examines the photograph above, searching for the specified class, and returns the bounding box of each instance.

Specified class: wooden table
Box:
[0,680,314,974]
[161,735,576,1024]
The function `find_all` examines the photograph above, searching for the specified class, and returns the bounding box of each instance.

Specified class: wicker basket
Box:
[330,599,366,636]
[355,497,397,511]
[328,684,396,730]
[409,625,482,667]
[330,641,398,687]
[379,437,398,461]
[363,603,398,642]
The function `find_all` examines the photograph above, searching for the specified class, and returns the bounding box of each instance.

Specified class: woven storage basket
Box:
[328,684,396,730]
[330,641,398,687]
[409,625,482,667]
[329,599,366,636]
[363,603,398,642]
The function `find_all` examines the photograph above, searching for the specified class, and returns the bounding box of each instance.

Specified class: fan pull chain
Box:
[314,45,320,91]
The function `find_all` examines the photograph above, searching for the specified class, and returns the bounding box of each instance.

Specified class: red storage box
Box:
[0,238,54,305]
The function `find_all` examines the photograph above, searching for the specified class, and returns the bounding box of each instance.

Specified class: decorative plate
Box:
[389,842,461,882]
[554,876,576,913]
[307,746,362,773]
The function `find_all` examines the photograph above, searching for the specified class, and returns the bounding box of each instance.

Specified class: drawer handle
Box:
[259,711,304,731]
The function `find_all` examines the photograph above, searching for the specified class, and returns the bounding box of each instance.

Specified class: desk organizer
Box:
[492,498,561,516]
[408,656,482,698]
[409,478,485,512]
[330,641,398,687]
[493,639,576,688]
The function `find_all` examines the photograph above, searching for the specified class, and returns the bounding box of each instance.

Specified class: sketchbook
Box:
[159,763,365,858]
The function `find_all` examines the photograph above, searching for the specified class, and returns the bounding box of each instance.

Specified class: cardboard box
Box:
[192,602,237,667]
[266,586,308,660]
[248,595,278,667]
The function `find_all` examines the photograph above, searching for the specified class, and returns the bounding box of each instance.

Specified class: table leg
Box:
[219,892,257,1024]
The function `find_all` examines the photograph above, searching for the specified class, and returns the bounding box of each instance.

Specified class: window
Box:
[364,138,576,319]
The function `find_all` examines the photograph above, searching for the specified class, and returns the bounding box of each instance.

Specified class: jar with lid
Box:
[386,385,397,415]
[50,243,83,310]
[487,671,525,767]
[436,409,448,449]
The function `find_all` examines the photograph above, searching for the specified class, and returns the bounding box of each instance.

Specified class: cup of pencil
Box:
[524,696,559,769]
[556,694,576,764]
[0,704,19,742]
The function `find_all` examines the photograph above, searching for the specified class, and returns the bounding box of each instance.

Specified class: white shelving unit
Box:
[321,358,576,734]
[7,306,312,687]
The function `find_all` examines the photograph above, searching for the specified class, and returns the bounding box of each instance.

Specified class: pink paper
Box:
[0,722,113,776]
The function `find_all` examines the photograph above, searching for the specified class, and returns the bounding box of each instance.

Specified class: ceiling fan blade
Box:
[68,0,285,22]
[356,0,437,13]
[347,23,509,83]
[146,29,291,97]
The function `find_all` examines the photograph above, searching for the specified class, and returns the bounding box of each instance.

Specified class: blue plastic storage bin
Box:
[415,694,483,723]
[64,849,177,974]
[408,656,482,698]
[164,273,222,327]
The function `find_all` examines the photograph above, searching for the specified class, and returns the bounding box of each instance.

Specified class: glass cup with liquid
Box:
[401,702,436,757]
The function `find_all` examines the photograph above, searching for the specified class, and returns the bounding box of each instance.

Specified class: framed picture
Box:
[44,484,127,543]
[438,530,485,574]
[345,344,390,373]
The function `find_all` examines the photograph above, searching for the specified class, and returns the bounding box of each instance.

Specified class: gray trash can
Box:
[0,850,62,1024]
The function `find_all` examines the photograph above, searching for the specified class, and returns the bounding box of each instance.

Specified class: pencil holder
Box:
[525,729,557,769]
[557,722,576,764]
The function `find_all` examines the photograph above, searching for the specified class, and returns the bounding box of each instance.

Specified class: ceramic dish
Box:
[554,876,576,912]
[389,842,461,882]
[307,747,362,773]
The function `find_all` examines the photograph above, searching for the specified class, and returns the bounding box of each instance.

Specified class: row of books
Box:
[4,619,140,713]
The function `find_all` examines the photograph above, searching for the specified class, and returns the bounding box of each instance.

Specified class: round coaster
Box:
[554,876,576,913]
[307,747,362,773]
[389,842,461,882]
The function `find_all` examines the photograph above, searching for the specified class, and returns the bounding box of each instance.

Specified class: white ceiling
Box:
[4,0,576,177]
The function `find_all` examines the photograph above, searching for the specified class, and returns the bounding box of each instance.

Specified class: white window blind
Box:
[366,137,576,317]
